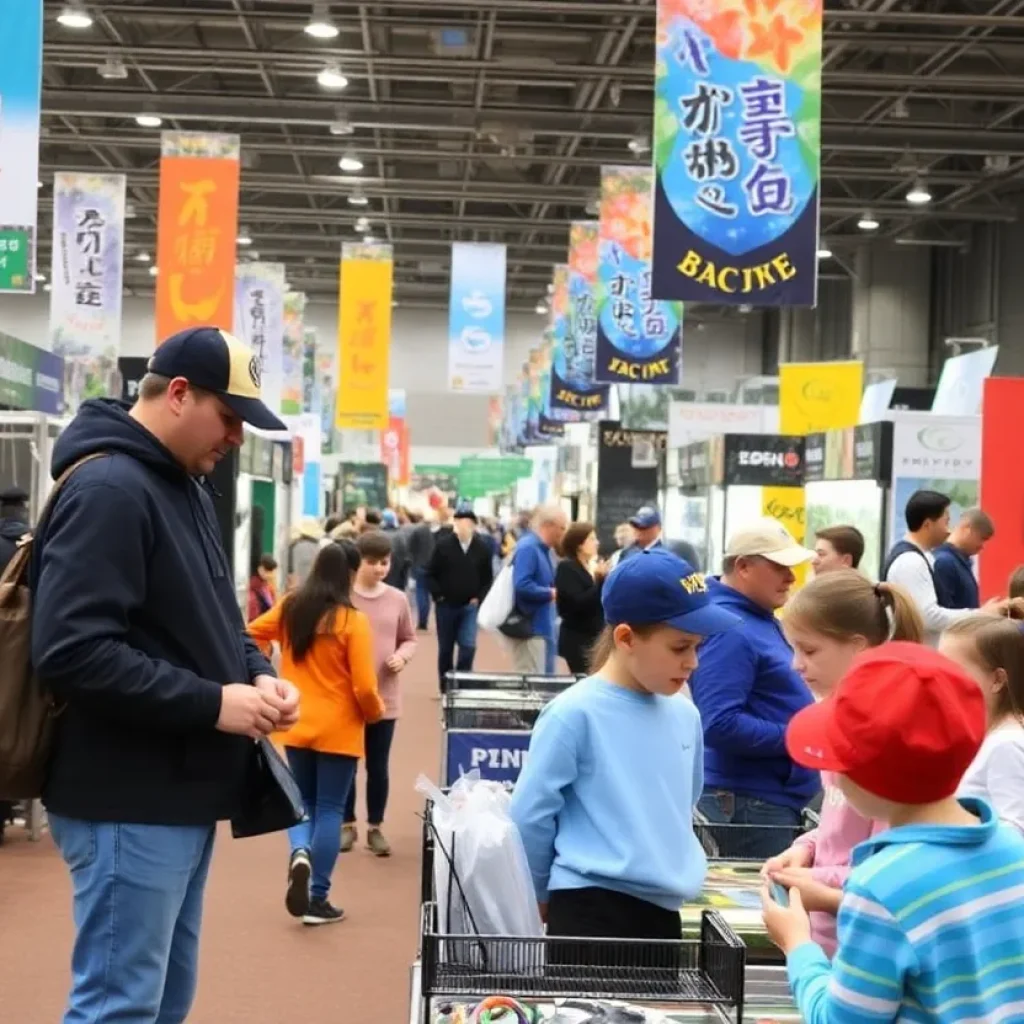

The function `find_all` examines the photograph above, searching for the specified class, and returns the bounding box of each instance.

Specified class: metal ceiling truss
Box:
[34,0,1024,305]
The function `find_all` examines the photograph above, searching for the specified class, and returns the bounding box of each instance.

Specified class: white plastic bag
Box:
[477,558,515,632]
[416,771,543,968]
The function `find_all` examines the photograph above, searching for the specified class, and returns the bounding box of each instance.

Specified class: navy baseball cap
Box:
[602,548,739,636]
[148,326,287,432]
[629,505,661,529]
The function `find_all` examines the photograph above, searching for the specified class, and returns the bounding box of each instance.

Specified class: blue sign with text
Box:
[445,730,531,787]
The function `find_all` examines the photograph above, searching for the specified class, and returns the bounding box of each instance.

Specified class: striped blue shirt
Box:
[787,798,1024,1023]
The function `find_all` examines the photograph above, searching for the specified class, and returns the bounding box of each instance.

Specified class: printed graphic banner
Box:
[549,230,610,416]
[155,132,240,341]
[381,390,410,488]
[336,242,392,430]
[318,342,337,454]
[0,330,64,414]
[233,262,285,417]
[0,0,42,294]
[597,166,682,385]
[652,0,822,306]
[780,359,862,434]
[302,327,319,415]
[448,242,505,393]
[280,291,306,416]
[50,172,126,360]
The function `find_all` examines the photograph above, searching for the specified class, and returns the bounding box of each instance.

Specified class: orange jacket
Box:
[247,600,385,758]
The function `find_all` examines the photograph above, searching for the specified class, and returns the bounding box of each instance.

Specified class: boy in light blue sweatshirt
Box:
[510,549,739,940]
[763,642,1024,1024]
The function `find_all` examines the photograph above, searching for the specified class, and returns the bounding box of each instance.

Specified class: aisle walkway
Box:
[0,629,512,1023]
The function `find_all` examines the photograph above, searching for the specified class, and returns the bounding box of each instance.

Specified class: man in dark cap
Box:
[0,486,30,572]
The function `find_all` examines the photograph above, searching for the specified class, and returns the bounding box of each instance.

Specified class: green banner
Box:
[458,456,533,498]
[411,464,460,497]
[0,229,30,291]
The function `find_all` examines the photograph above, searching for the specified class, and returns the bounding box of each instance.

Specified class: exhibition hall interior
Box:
[4,2,1024,1023]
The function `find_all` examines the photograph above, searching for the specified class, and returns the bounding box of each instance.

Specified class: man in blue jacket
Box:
[689,518,820,858]
[509,504,568,673]
[31,327,301,1023]
[933,507,993,610]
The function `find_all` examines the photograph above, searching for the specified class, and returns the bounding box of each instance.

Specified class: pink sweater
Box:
[351,585,417,720]
[793,771,888,958]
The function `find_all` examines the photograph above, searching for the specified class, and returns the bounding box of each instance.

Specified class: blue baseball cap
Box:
[629,505,661,529]
[603,548,739,636]
[148,326,287,432]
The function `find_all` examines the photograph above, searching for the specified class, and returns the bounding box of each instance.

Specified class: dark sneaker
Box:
[367,827,391,857]
[341,824,357,853]
[285,849,311,918]
[303,898,345,926]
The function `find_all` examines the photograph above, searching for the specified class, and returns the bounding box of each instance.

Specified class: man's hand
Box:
[769,868,842,914]
[385,654,406,673]
[761,842,814,879]
[550,588,557,601]
[216,684,281,739]
[254,674,300,730]
[761,884,813,954]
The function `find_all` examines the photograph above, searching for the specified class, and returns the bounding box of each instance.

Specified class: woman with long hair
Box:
[554,521,608,674]
[248,544,383,926]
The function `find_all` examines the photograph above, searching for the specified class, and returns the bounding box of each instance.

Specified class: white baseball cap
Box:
[725,518,814,567]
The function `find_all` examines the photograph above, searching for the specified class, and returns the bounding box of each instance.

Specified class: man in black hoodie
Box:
[31,327,301,1024]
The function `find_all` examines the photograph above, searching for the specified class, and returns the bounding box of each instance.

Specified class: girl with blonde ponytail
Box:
[761,569,923,957]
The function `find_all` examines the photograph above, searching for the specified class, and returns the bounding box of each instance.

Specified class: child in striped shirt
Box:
[762,642,1024,1024]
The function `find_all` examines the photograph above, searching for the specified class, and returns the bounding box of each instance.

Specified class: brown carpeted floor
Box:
[0,627,515,1023]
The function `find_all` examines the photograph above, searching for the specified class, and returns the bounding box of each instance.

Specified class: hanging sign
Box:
[233,262,285,417]
[448,242,506,393]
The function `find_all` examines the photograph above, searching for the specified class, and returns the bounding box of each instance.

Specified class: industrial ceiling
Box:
[36,0,1024,310]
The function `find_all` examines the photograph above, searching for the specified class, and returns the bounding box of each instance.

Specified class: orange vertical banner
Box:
[380,417,410,487]
[155,131,240,343]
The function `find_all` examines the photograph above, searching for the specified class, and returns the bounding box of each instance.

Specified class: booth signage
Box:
[852,422,892,483]
[724,434,804,487]
[337,461,389,511]
[0,331,64,414]
[595,422,666,554]
[117,356,149,403]
[445,730,531,787]
[803,434,825,483]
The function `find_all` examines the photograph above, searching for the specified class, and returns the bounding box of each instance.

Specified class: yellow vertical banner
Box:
[336,242,392,430]
[762,484,809,589]
[779,360,863,434]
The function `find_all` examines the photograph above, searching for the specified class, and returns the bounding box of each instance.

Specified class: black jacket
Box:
[384,526,411,590]
[30,399,273,826]
[555,558,605,670]
[427,530,493,607]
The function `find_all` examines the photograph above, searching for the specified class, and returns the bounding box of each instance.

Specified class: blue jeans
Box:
[48,814,215,1024]
[697,790,802,860]
[413,567,432,629]
[343,718,397,826]
[436,601,478,690]
[285,746,358,900]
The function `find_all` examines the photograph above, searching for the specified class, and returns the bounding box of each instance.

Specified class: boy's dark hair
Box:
[324,514,343,534]
[1010,565,1024,601]
[815,525,865,569]
[258,553,278,572]
[905,490,951,532]
[364,508,382,527]
[357,531,392,561]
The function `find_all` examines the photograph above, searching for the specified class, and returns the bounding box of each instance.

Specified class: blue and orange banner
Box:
[597,166,682,384]
[336,242,392,430]
[651,0,822,306]
[155,132,240,342]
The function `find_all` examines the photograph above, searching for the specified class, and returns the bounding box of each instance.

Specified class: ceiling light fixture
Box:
[347,192,369,206]
[906,179,932,205]
[237,230,253,246]
[627,135,650,156]
[355,217,370,232]
[43,283,52,293]
[34,273,46,283]
[817,246,833,260]
[317,63,348,90]
[362,234,376,244]
[857,212,880,231]
[135,251,151,262]
[149,265,158,277]
[57,3,93,29]
[329,115,354,136]
[98,56,128,80]
[135,113,162,128]
[535,301,548,315]
[37,180,43,189]
[304,2,339,39]
[339,152,364,172]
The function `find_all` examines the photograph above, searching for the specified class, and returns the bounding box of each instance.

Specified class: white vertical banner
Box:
[234,262,285,417]
[447,241,506,393]
[49,172,127,359]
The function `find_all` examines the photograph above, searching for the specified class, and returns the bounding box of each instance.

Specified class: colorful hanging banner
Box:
[651,0,822,306]
[233,261,285,418]
[0,0,43,294]
[336,242,392,430]
[155,132,240,342]
[447,242,506,393]
[49,172,126,360]
[302,327,319,415]
[318,342,337,454]
[381,390,410,488]
[597,166,682,385]
[280,291,306,416]
[780,359,863,434]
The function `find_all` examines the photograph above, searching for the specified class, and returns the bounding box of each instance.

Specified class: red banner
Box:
[380,416,410,487]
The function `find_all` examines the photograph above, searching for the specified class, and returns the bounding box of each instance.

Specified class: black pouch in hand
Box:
[498,607,535,640]
[231,737,306,839]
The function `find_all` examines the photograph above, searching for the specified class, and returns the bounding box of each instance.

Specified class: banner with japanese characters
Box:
[597,166,682,385]
[0,0,43,293]
[336,242,392,430]
[50,172,126,363]
[280,291,306,415]
[302,327,319,416]
[549,231,610,417]
[447,242,506,393]
[155,132,240,342]
[651,0,822,306]
[233,261,284,417]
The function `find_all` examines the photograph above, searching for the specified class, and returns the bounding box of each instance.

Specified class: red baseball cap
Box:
[786,642,986,804]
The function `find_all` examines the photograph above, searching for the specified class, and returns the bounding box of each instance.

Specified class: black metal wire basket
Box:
[419,902,746,1020]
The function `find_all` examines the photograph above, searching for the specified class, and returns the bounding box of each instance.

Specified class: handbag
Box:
[230,736,306,839]
[498,607,534,640]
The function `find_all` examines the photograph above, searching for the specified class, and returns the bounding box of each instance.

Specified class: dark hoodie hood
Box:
[51,398,185,481]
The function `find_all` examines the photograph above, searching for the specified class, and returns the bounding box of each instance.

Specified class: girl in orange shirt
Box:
[248,544,384,926]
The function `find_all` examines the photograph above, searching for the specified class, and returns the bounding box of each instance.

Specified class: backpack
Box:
[0,454,106,799]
